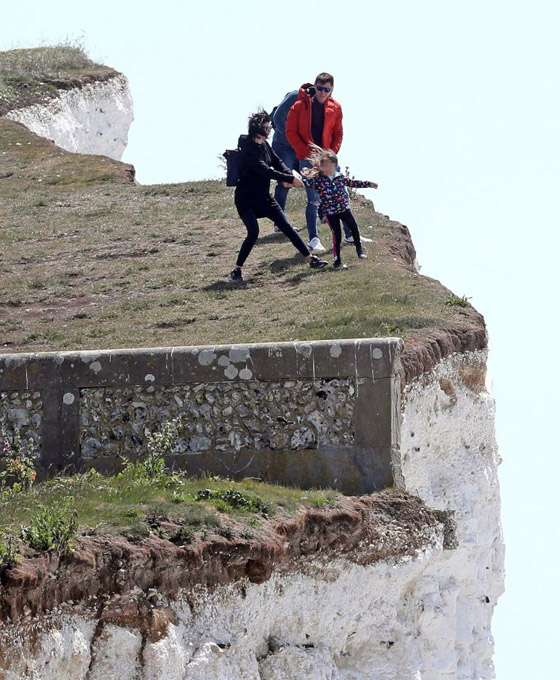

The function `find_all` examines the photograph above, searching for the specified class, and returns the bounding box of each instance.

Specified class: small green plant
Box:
[380,321,403,337]
[0,531,20,568]
[119,419,181,481]
[20,503,77,554]
[144,418,181,477]
[169,524,198,545]
[310,496,336,509]
[151,525,169,540]
[0,427,37,492]
[196,488,270,517]
[445,294,471,308]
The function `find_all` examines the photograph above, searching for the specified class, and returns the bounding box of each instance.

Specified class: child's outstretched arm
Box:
[344,178,378,189]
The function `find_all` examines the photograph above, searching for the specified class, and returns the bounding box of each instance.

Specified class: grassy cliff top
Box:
[0,43,117,115]
[0,114,484,379]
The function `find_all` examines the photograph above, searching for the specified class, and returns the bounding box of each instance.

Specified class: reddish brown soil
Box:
[0,493,451,625]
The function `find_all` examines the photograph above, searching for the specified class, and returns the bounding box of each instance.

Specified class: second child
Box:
[301,146,378,269]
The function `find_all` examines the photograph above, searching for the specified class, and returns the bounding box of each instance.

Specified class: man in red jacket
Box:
[286,72,343,252]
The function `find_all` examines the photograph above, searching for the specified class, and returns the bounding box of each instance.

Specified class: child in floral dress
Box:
[301,146,378,269]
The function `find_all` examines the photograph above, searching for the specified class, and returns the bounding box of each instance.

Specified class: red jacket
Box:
[286,83,343,160]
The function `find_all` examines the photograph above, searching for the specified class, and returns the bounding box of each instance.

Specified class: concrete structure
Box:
[0,338,402,494]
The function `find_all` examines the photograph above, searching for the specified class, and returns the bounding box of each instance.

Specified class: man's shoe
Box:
[357,248,368,259]
[309,255,328,269]
[333,260,348,270]
[308,237,327,253]
[229,267,243,282]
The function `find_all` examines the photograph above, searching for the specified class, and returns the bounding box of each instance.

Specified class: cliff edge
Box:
[0,47,503,680]
[1,44,133,161]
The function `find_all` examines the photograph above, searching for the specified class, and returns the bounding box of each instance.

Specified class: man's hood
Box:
[297,83,315,101]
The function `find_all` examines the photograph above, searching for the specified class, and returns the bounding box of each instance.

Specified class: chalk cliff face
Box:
[5,73,133,160]
[0,351,504,680]
[397,350,504,678]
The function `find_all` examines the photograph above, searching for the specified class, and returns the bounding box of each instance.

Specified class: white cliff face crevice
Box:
[0,549,450,680]
[0,351,504,679]
[6,74,134,160]
[398,350,505,679]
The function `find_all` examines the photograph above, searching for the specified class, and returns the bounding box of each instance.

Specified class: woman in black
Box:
[230,111,328,282]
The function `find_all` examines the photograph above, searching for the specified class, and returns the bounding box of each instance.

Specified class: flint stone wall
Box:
[0,339,402,493]
[0,390,43,445]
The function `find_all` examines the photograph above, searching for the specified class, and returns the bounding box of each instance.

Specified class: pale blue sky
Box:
[2,2,559,677]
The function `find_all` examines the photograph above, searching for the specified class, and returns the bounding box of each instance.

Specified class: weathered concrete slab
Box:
[0,338,403,493]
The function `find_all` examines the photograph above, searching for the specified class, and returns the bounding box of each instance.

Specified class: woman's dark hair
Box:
[248,110,271,138]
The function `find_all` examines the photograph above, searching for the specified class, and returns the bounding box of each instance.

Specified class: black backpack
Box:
[223,147,241,186]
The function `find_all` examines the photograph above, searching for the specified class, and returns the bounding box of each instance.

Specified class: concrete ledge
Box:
[0,338,401,389]
[0,338,403,493]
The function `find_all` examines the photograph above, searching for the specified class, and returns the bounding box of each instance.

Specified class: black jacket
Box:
[234,135,294,216]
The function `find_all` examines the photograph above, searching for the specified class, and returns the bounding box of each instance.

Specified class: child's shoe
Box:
[345,235,373,244]
[357,247,368,259]
[230,267,243,282]
[333,259,348,270]
[309,255,328,269]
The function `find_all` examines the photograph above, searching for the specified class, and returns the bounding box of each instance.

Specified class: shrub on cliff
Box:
[0,531,19,568]
[0,427,37,493]
[20,503,77,555]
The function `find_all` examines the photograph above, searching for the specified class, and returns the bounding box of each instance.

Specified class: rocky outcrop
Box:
[5,73,133,160]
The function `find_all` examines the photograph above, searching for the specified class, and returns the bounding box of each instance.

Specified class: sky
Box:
[2,1,559,677]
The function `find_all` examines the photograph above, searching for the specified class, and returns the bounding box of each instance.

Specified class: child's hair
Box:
[304,144,338,177]
[248,110,271,138]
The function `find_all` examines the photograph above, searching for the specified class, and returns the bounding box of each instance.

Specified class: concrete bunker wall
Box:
[0,338,402,494]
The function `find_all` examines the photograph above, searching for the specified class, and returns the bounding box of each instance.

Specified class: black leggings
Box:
[236,204,310,267]
[325,209,362,262]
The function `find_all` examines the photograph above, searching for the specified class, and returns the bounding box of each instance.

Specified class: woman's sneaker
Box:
[230,267,243,282]
[357,247,368,259]
[309,255,328,269]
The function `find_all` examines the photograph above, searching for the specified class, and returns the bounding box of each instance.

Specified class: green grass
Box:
[0,469,341,558]
[0,116,477,354]
[445,293,472,308]
[0,42,113,114]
